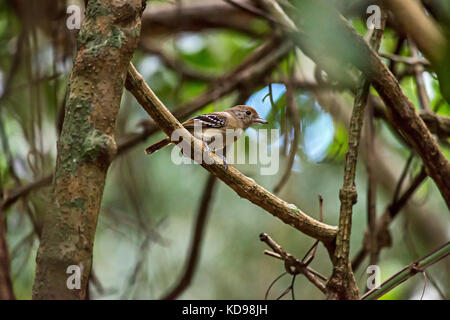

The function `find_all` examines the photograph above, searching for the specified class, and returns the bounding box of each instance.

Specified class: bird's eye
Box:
[245,111,251,115]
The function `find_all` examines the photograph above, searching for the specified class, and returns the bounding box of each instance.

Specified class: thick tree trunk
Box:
[0,213,15,300]
[32,0,145,299]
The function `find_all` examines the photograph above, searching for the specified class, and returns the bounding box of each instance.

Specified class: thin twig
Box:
[301,196,323,266]
[361,242,450,300]
[392,153,414,204]
[125,62,338,245]
[268,0,450,206]
[403,224,447,300]
[259,233,327,294]
[330,18,386,298]
[139,42,215,82]
[379,52,430,66]
[419,271,427,300]
[1,37,290,212]
[408,38,431,111]
[365,98,377,267]
[265,272,287,300]
[222,0,284,28]
[352,168,428,271]
[273,82,300,194]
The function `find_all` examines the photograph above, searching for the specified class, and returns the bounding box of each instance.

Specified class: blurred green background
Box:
[0,0,448,300]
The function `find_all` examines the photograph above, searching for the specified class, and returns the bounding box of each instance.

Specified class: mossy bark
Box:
[32,0,145,299]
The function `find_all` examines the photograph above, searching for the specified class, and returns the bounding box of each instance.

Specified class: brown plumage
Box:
[145,105,268,155]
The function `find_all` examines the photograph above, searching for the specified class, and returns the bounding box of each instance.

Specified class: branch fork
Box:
[260,232,327,294]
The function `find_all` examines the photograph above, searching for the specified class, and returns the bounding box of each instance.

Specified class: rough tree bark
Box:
[286,0,450,207]
[326,15,387,299]
[32,0,145,299]
[0,212,15,300]
[125,63,338,246]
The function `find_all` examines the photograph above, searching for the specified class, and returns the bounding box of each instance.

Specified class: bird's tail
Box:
[145,138,171,155]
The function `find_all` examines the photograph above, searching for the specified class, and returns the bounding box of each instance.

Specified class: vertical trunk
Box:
[0,213,15,300]
[32,0,145,299]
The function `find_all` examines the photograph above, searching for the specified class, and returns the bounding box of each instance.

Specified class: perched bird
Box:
[145,105,268,168]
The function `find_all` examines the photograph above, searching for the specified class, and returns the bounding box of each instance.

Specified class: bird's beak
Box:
[254,117,268,124]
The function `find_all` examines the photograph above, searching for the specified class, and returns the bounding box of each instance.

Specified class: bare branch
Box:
[259,233,327,294]
[382,0,447,66]
[352,168,428,271]
[379,52,430,67]
[365,99,377,267]
[125,63,338,245]
[139,42,215,83]
[273,82,300,194]
[2,37,290,212]
[409,39,431,111]
[142,0,267,38]
[1,175,53,211]
[266,0,450,207]
[0,212,15,300]
[361,242,450,300]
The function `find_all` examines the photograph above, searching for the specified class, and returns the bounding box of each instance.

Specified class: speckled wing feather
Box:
[183,112,229,131]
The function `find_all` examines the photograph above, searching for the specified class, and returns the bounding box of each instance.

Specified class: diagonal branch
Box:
[382,0,446,67]
[260,233,327,294]
[1,37,290,212]
[313,89,450,271]
[141,0,267,38]
[139,42,215,83]
[273,81,300,194]
[263,0,450,208]
[0,212,15,300]
[352,168,428,271]
[327,16,387,299]
[125,62,338,246]
[408,39,431,112]
[361,242,450,300]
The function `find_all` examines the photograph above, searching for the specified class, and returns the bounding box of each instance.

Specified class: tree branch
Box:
[361,242,450,300]
[139,42,216,83]
[379,52,430,66]
[382,0,446,67]
[266,0,450,207]
[2,36,290,212]
[313,89,450,271]
[260,233,327,294]
[0,212,15,300]
[125,62,338,246]
[408,39,431,111]
[365,99,377,267]
[352,168,428,271]
[141,0,267,38]
[32,0,146,300]
[327,18,386,299]
[273,81,300,194]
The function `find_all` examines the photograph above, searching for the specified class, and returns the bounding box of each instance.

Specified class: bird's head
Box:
[228,105,268,128]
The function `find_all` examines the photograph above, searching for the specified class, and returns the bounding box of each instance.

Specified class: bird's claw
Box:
[203,141,211,153]
[216,153,229,171]
[203,142,228,170]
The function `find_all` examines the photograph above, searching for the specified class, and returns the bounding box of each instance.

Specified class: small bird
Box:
[145,105,268,168]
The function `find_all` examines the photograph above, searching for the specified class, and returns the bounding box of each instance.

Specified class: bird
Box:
[144,105,268,169]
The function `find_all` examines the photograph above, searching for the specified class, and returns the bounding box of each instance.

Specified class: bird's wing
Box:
[183,112,228,130]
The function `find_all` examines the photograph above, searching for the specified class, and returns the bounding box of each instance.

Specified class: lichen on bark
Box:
[32,0,145,300]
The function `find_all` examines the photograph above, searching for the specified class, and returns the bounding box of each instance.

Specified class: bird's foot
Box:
[203,141,211,153]
[215,153,229,170]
